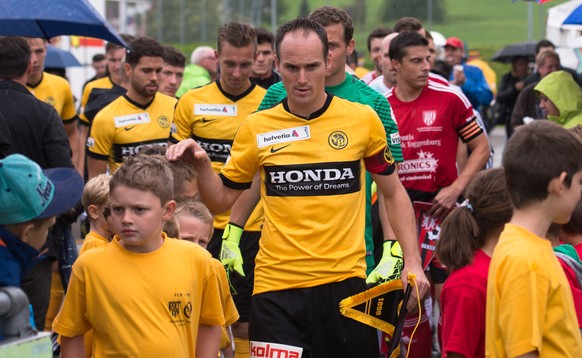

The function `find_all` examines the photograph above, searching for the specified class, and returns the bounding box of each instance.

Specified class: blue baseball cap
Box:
[0,154,84,225]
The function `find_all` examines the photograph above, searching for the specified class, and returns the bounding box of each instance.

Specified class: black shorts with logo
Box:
[249,277,379,358]
[208,229,260,322]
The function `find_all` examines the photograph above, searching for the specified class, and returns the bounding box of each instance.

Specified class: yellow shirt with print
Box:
[79,76,115,125]
[221,95,391,294]
[53,235,225,357]
[486,224,582,357]
[87,93,176,173]
[171,81,266,231]
[27,72,76,122]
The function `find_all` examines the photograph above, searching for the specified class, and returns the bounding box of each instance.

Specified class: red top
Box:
[557,256,582,328]
[440,249,490,358]
[387,80,481,193]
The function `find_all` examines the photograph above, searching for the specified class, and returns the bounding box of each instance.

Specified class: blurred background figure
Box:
[496,55,530,138]
[176,45,218,97]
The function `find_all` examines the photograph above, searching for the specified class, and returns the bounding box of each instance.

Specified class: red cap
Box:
[445,37,464,51]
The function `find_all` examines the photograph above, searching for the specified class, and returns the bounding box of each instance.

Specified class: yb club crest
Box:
[328,131,348,150]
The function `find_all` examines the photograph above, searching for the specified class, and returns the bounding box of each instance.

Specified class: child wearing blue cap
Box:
[0,154,84,288]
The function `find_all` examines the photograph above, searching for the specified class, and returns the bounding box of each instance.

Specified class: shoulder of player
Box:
[42,72,71,89]
[331,95,378,115]
[92,96,126,123]
[427,80,471,107]
[153,92,178,106]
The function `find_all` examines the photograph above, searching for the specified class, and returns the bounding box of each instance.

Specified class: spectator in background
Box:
[467,49,497,96]
[251,27,281,89]
[393,17,426,36]
[523,39,582,87]
[360,27,392,84]
[496,56,529,138]
[176,46,218,97]
[510,50,560,133]
[534,70,582,129]
[444,37,493,113]
[82,54,107,90]
[368,33,399,95]
[159,45,186,98]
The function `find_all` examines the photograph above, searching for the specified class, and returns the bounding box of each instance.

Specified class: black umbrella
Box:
[491,41,537,63]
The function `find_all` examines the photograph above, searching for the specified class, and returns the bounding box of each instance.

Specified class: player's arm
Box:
[196,325,221,358]
[60,335,85,358]
[166,138,243,213]
[221,171,261,276]
[87,157,108,179]
[372,170,429,309]
[430,124,489,220]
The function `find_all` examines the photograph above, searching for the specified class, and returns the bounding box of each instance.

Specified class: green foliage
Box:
[381,0,445,23]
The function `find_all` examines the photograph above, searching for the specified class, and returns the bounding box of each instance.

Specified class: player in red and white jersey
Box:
[386,31,490,219]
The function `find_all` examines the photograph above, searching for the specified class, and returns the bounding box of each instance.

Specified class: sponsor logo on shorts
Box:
[194,104,237,116]
[191,135,233,163]
[257,126,310,148]
[328,130,348,150]
[250,341,303,358]
[264,160,360,197]
[114,112,150,128]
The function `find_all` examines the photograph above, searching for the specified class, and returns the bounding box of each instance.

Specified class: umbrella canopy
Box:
[0,0,127,47]
[44,45,81,68]
[564,3,582,25]
[491,41,537,63]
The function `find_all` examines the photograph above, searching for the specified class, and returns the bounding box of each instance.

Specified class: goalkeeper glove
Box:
[366,240,404,285]
[220,223,245,277]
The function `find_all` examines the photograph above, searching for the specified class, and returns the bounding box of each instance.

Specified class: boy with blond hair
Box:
[173,197,238,358]
[80,174,112,254]
[53,155,224,357]
[486,120,582,357]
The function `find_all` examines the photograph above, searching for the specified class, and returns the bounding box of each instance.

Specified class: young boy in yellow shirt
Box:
[79,174,112,254]
[486,120,582,357]
[172,197,239,358]
[53,155,224,357]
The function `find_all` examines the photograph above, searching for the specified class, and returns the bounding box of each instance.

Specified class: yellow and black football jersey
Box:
[220,94,392,295]
[79,76,115,125]
[87,93,177,173]
[27,72,76,122]
[171,81,266,231]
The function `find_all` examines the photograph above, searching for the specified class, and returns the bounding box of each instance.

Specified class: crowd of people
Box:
[1,5,582,358]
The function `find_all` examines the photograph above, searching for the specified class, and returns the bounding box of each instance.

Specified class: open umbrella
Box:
[491,41,537,63]
[0,0,127,47]
[44,45,81,68]
[564,3,582,25]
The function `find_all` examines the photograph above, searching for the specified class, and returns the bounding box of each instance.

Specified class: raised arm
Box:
[166,138,242,214]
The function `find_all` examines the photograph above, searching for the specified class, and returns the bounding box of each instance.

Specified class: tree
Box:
[381,0,445,25]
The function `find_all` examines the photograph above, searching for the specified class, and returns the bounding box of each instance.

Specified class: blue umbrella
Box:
[564,4,582,25]
[0,0,127,47]
[44,45,81,68]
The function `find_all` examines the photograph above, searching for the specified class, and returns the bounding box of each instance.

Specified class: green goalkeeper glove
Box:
[220,223,245,277]
[366,240,404,285]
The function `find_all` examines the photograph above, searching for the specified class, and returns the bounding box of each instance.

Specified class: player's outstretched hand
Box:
[366,240,404,285]
[166,138,209,166]
[220,223,245,277]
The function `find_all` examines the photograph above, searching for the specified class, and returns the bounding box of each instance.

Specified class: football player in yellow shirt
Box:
[26,38,82,174]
